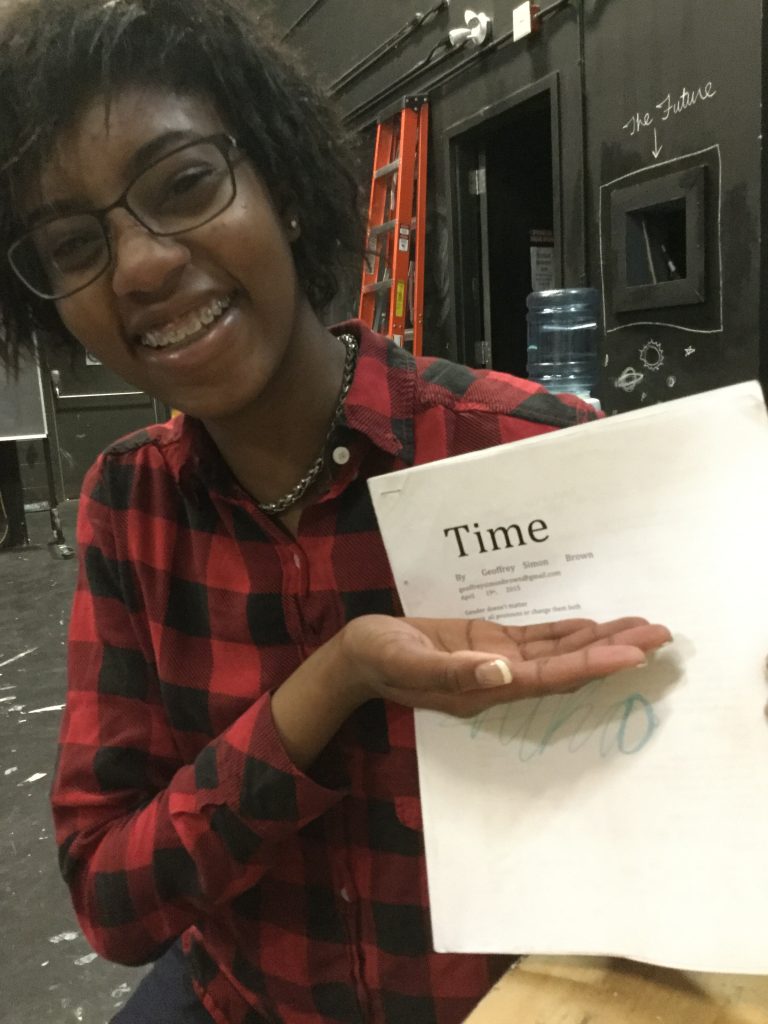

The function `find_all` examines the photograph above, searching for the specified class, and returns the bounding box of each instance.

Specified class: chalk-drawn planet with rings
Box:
[615,367,644,393]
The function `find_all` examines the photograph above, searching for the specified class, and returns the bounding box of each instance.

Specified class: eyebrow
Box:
[123,129,200,181]
[24,129,202,229]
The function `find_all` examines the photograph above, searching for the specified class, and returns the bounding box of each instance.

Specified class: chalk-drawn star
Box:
[684,346,696,357]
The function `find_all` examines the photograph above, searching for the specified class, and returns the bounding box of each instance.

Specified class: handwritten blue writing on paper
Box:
[442,680,659,762]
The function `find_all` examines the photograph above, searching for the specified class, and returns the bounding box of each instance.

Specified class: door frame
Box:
[442,72,563,368]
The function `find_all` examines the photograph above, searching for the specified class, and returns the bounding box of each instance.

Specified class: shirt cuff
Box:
[197,691,347,829]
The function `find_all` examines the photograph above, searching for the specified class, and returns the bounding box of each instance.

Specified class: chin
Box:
[170,390,255,423]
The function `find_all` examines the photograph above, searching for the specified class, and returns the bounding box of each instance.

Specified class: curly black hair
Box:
[0,0,366,369]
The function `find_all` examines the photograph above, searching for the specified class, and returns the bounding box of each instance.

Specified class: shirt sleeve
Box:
[51,468,346,966]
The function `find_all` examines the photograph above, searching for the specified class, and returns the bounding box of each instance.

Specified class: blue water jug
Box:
[526,288,600,399]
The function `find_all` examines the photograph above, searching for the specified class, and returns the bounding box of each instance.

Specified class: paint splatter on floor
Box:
[2,502,146,1021]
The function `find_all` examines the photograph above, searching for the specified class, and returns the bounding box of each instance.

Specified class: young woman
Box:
[0,2,670,1022]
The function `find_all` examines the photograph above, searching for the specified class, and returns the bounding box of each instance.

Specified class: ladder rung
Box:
[359,99,428,358]
[374,159,401,179]
[369,220,397,238]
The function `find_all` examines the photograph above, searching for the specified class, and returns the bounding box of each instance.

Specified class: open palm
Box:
[341,614,672,718]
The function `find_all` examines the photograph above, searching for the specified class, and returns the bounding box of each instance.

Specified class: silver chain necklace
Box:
[257,333,358,516]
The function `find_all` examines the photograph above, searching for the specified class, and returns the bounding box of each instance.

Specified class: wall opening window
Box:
[625,198,687,286]
[608,163,707,313]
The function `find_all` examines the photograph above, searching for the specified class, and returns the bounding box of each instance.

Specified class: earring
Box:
[289,216,299,231]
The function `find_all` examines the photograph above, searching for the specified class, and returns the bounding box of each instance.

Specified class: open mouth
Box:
[138,293,235,350]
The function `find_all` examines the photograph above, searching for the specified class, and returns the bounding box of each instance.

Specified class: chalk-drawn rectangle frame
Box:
[599,145,723,336]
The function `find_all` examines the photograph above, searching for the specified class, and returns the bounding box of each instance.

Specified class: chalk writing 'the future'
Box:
[622,80,717,136]
[443,519,550,558]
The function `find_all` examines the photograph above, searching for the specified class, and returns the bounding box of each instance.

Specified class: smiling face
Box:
[27,87,309,420]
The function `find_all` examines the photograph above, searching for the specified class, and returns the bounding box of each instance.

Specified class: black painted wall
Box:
[583,0,764,412]
[265,0,765,406]
[269,0,586,364]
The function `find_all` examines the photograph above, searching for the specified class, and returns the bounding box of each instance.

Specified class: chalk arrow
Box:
[652,127,663,159]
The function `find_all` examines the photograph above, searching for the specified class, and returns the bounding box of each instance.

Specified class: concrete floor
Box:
[0,501,147,1024]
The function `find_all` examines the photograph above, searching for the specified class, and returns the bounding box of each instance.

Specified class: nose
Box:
[109,210,191,297]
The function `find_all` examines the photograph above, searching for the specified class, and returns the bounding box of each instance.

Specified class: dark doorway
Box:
[450,83,559,376]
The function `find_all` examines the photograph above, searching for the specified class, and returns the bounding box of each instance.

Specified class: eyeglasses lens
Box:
[10,139,234,300]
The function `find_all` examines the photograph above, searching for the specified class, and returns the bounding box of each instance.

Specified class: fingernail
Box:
[475,658,514,688]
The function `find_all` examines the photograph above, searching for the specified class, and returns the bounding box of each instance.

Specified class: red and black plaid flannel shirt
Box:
[52,322,594,1024]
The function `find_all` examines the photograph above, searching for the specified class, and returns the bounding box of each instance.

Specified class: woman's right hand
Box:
[271,614,671,771]
[338,614,672,719]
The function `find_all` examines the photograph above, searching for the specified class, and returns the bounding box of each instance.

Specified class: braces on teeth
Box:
[141,296,232,348]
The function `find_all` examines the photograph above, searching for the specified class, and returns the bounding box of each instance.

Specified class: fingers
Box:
[376,637,649,709]
[514,643,649,693]
[510,617,606,643]
[589,622,672,653]
[518,618,670,660]
[444,633,657,702]
[408,616,596,653]
[379,642,651,718]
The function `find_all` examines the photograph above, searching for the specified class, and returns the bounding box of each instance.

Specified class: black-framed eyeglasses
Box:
[8,133,239,301]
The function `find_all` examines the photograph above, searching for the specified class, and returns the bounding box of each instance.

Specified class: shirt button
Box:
[340,887,353,903]
[293,553,302,569]
[332,446,351,466]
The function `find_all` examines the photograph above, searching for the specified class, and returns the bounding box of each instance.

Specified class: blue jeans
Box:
[111,941,214,1023]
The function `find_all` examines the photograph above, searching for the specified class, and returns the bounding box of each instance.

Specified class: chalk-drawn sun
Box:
[640,340,664,371]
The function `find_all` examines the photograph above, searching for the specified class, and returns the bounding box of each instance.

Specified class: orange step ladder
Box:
[358,96,429,356]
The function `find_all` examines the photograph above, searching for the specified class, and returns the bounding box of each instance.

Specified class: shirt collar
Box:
[175,320,417,495]
[331,319,416,465]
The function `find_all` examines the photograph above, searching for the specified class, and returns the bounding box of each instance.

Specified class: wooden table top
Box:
[464,956,768,1023]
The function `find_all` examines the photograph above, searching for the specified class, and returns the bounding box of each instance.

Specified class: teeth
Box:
[141,295,232,349]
